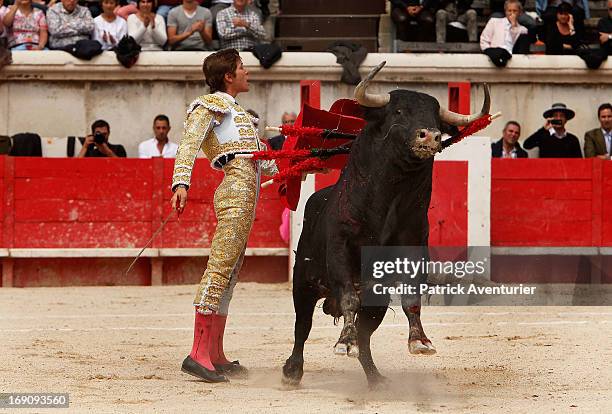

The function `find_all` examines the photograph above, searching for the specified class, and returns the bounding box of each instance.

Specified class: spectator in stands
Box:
[435,0,478,43]
[2,0,49,50]
[115,1,138,21]
[127,0,167,50]
[47,0,95,50]
[541,1,583,54]
[81,0,102,18]
[154,0,181,22]
[77,119,127,157]
[480,0,530,67]
[584,103,612,159]
[540,0,588,40]
[489,0,537,31]
[216,0,265,50]
[598,0,612,56]
[138,114,178,158]
[93,0,128,50]
[390,0,436,42]
[491,120,528,158]
[209,0,231,24]
[267,111,296,150]
[167,0,213,50]
[523,103,582,158]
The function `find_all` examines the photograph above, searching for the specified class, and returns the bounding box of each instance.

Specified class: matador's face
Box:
[232,59,250,94]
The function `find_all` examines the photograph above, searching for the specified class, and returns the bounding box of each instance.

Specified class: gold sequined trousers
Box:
[194,158,258,314]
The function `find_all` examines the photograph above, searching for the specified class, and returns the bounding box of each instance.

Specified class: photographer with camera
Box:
[523,103,582,158]
[77,119,127,158]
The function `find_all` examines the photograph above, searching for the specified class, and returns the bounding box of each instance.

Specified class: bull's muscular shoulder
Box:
[187,94,231,116]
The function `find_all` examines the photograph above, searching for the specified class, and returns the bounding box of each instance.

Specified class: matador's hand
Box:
[171,187,188,214]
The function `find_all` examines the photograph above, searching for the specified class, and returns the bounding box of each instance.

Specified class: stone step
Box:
[276,15,380,38]
[280,0,386,15]
[275,37,378,53]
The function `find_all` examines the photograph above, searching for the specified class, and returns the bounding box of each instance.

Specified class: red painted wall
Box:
[2,157,286,249]
[1,156,468,250]
[491,158,611,246]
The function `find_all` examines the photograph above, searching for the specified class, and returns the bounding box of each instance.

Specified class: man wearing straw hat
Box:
[523,102,582,158]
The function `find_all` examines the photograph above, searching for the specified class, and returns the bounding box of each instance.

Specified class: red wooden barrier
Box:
[0,156,467,287]
[2,157,285,249]
[491,158,610,247]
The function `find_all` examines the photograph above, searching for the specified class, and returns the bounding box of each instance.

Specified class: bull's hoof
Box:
[367,374,390,391]
[334,343,348,355]
[334,342,360,358]
[408,339,437,355]
[347,344,360,358]
[281,374,302,388]
[282,359,303,387]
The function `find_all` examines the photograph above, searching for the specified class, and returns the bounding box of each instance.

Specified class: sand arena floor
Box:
[1,283,611,413]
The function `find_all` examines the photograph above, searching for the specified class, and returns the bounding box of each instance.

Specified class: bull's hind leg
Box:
[356,305,389,388]
[333,284,360,358]
[403,298,436,355]
[282,286,318,386]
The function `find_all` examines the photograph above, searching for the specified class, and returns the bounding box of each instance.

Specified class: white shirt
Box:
[127,14,167,51]
[603,128,612,154]
[548,127,567,139]
[502,147,518,158]
[93,15,128,50]
[138,138,178,158]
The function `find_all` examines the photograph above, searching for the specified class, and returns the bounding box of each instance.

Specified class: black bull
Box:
[282,62,491,388]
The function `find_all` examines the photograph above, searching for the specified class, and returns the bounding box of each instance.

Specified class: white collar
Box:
[214,91,236,104]
[548,127,567,139]
[602,128,612,138]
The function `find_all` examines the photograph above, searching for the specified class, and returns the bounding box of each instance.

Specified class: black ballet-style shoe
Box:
[181,356,229,383]
[213,360,249,378]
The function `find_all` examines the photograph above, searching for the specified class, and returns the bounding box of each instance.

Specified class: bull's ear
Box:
[440,122,459,137]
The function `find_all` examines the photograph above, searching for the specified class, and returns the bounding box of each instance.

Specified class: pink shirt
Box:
[6,8,47,48]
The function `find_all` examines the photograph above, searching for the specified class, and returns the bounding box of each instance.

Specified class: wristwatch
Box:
[173,184,188,192]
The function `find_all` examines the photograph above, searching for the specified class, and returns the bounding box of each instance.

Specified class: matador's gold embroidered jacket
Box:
[172,91,277,190]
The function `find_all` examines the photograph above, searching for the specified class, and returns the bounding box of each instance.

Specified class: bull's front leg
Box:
[332,281,361,358]
[402,297,436,355]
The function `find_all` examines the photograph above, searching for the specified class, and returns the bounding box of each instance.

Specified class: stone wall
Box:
[1,51,610,157]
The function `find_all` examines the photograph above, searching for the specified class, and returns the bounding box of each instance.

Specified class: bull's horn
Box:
[439,84,491,126]
[354,61,390,108]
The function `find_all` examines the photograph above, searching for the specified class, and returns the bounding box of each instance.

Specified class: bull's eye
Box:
[396,109,402,114]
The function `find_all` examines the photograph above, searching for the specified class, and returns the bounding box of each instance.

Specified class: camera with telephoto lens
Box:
[93,132,106,144]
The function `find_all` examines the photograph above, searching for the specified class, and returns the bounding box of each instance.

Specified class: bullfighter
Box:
[170,48,277,383]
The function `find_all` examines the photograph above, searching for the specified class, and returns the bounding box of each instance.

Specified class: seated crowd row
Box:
[0,0,266,51]
[9,104,607,160]
[392,0,611,67]
[492,102,612,159]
